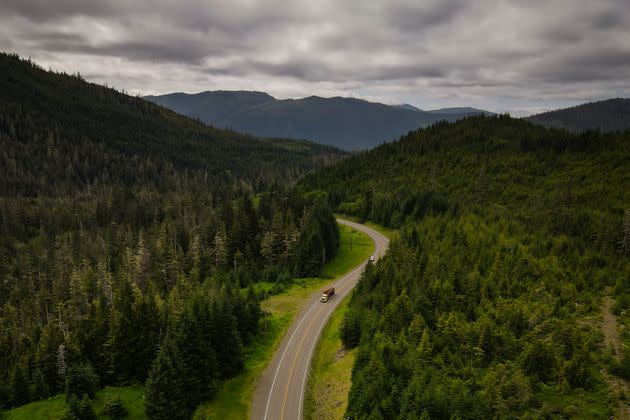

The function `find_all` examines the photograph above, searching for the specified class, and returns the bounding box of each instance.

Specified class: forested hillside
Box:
[528,98,630,132]
[0,53,340,417]
[0,54,343,187]
[302,116,630,418]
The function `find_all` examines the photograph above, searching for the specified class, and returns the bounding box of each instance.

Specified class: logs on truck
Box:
[320,287,335,302]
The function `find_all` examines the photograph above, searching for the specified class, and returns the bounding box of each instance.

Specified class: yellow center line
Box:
[276,220,386,419]
[280,300,329,420]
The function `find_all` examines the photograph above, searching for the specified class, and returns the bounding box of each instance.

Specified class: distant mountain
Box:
[396,104,495,116]
[428,107,494,116]
[145,91,493,150]
[0,54,344,188]
[145,90,275,126]
[527,98,630,132]
[394,103,424,112]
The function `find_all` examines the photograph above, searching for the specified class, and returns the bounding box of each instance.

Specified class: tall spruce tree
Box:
[210,301,244,378]
[144,336,188,420]
[173,292,219,411]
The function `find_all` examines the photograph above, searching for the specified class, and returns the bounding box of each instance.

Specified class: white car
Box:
[369,255,375,262]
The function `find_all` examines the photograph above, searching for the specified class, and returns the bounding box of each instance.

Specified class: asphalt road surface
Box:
[251,219,390,420]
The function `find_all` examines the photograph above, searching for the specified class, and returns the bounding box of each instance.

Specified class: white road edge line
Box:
[297,229,386,418]
[263,298,320,420]
[263,220,374,420]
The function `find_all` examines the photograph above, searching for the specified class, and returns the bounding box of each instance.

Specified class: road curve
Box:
[251,219,390,420]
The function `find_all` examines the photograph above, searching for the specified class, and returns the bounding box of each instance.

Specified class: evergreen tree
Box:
[172,292,219,411]
[30,368,50,401]
[0,53,343,411]
[340,308,362,348]
[65,362,99,399]
[210,302,244,378]
[9,363,29,407]
[131,291,161,381]
[144,336,188,420]
[104,278,136,382]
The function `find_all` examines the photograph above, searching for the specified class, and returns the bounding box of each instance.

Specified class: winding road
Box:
[251,219,390,420]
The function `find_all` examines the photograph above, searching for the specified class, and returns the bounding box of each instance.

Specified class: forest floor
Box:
[602,296,630,419]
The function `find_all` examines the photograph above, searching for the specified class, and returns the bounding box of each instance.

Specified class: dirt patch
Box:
[603,297,623,358]
[602,296,630,419]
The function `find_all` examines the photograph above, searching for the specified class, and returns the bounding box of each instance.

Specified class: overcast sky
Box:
[1,0,629,115]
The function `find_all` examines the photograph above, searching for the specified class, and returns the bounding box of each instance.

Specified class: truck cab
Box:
[320,287,335,302]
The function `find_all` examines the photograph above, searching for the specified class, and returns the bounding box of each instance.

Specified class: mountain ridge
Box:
[0,53,344,187]
[145,90,494,149]
[527,98,630,132]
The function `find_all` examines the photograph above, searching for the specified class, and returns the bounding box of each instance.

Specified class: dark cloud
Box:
[540,27,583,44]
[204,58,330,81]
[78,41,211,63]
[21,31,86,44]
[36,37,215,64]
[384,0,468,32]
[591,9,626,29]
[1,0,120,21]
[530,48,630,83]
[205,57,447,83]
[0,0,628,114]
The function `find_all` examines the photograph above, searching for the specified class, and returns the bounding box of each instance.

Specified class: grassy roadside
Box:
[3,223,373,420]
[304,297,357,420]
[334,214,397,240]
[305,219,390,420]
[193,222,374,419]
[3,386,145,420]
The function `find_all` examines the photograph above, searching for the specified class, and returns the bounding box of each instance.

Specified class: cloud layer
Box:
[1,0,629,114]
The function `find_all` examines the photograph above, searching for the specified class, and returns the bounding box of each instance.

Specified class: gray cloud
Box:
[1,0,629,114]
[384,0,469,33]
[28,33,217,63]
[591,9,626,29]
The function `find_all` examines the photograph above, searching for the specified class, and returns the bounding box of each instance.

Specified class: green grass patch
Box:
[532,381,612,419]
[304,298,357,420]
[3,394,66,420]
[323,223,375,278]
[93,386,145,419]
[335,215,397,240]
[4,223,375,420]
[3,385,144,420]
[193,312,292,420]
[193,223,374,419]
[303,219,390,420]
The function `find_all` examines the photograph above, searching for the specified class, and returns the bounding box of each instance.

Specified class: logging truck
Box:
[320,287,335,302]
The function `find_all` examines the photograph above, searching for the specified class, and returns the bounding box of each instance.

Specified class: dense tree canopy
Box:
[0,53,340,413]
[303,116,630,418]
[527,98,630,133]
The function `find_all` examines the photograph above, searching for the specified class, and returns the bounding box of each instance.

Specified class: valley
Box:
[1,3,629,416]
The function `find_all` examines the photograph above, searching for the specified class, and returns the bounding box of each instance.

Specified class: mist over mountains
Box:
[145,91,494,150]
